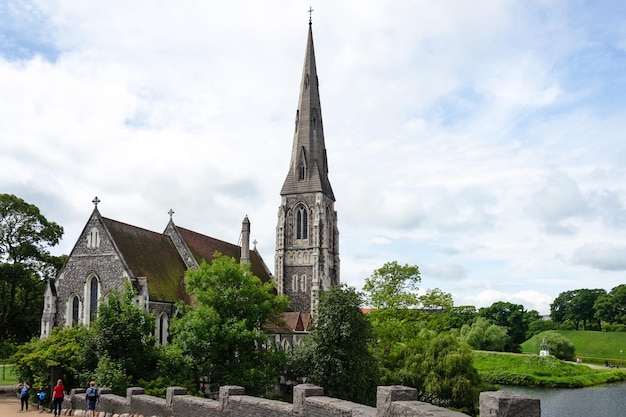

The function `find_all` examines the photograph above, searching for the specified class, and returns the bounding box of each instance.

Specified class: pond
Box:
[501,381,626,417]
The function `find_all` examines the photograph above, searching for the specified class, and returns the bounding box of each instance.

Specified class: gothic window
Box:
[87,227,100,248]
[86,275,99,323]
[157,313,169,346]
[298,162,305,180]
[296,207,308,240]
[72,296,80,326]
[295,110,299,133]
[292,274,299,292]
[300,274,307,292]
[305,74,310,89]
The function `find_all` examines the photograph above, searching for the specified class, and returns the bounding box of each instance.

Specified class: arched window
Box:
[296,207,308,240]
[292,274,299,292]
[88,276,99,322]
[298,162,305,181]
[157,313,169,346]
[300,274,307,292]
[72,296,80,326]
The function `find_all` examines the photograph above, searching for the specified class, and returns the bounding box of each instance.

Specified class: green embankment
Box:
[473,351,626,388]
[521,330,626,366]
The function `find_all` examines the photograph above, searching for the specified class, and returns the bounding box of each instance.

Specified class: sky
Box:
[2,1,626,315]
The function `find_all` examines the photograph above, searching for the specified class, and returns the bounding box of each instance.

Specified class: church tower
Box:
[275,20,340,315]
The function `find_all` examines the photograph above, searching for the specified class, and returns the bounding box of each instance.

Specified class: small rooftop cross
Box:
[92,196,100,207]
[253,239,258,250]
[308,6,314,23]
[168,209,175,219]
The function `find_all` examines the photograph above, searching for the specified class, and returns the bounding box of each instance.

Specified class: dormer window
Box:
[298,162,305,181]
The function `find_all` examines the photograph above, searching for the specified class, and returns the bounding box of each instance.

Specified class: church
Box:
[40,20,340,348]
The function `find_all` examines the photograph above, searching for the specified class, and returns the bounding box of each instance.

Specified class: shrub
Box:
[535,331,576,361]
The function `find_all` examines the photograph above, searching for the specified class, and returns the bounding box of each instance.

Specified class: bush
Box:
[535,331,576,361]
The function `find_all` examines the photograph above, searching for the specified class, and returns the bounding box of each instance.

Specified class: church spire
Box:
[276,19,340,315]
[280,21,335,200]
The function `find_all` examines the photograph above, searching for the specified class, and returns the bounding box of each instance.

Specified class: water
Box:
[501,381,626,417]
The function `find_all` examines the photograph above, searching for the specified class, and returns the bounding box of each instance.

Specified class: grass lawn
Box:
[473,350,626,388]
[521,330,626,366]
[0,364,17,385]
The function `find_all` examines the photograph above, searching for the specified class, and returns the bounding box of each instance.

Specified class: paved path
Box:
[0,391,51,417]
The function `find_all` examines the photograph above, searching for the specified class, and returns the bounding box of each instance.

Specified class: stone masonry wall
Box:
[62,384,540,417]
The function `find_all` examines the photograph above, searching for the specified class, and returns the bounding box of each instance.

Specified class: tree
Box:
[479,302,528,352]
[171,253,289,395]
[89,283,158,389]
[12,325,89,391]
[594,284,626,327]
[362,261,421,309]
[459,317,508,352]
[289,285,379,405]
[551,289,606,330]
[0,194,64,343]
[419,288,454,311]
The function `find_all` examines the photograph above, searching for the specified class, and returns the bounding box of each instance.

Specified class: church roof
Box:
[281,22,335,200]
[176,226,273,284]
[102,218,190,304]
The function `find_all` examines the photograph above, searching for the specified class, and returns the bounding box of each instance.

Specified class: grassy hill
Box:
[521,330,626,366]
[473,351,626,387]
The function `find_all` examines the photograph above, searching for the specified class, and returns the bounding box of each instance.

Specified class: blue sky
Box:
[1,1,626,314]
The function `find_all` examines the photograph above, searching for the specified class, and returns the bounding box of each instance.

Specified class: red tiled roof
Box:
[176,226,273,284]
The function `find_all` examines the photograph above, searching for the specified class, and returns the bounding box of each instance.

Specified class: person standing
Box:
[51,379,66,417]
[85,381,99,417]
[18,381,30,411]
[37,386,47,413]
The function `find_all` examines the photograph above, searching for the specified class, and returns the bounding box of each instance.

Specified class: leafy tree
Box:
[534,331,576,361]
[12,325,89,390]
[479,302,528,352]
[459,317,508,351]
[551,289,606,330]
[289,285,378,405]
[0,194,64,343]
[526,318,558,338]
[171,253,289,395]
[362,261,420,309]
[446,306,478,329]
[594,284,626,327]
[89,283,158,388]
[419,288,454,311]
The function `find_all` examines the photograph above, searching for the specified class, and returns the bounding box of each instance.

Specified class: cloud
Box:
[572,242,626,271]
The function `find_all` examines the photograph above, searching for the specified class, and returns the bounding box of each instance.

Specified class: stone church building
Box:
[40,20,339,348]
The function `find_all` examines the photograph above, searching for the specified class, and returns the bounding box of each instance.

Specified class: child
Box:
[85,381,100,417]
[37,386,47,413]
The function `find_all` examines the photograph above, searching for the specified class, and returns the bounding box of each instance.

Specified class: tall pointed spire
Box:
[281,21,335,200]
[276,19,340,316]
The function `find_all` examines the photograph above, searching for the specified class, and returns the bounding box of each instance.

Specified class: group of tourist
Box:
[17,379,100,416]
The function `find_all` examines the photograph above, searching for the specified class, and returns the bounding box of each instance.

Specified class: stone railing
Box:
[62,384,540,417]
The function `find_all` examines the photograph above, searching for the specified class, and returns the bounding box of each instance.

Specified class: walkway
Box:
[0,388,50,417]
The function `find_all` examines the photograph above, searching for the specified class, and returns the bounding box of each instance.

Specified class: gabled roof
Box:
[265,311,312,333]
[176,226,273,284]
[102,218,190,304]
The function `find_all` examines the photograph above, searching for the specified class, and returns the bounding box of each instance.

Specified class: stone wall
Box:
[62,384,540,417]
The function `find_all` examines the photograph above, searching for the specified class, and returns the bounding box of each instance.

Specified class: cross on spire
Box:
[92,196,100,207]
[168,209,175,219]
[308,6,314,24]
